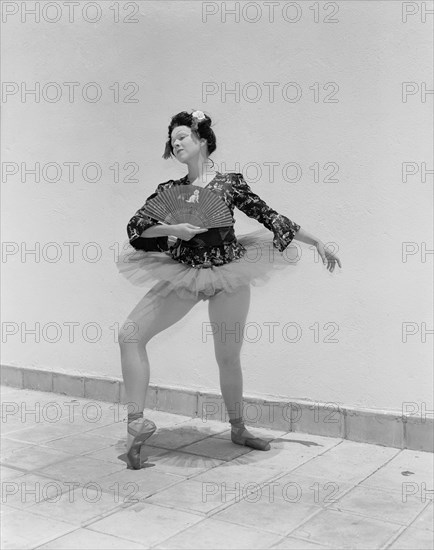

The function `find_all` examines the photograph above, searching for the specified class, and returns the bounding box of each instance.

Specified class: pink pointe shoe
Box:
[126,412,157,470]
[230,418,271,451]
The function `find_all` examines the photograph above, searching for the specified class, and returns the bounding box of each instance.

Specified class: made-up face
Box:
[170,125,204,163]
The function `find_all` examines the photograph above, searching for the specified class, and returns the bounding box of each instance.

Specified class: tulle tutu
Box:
[116,227,301,301]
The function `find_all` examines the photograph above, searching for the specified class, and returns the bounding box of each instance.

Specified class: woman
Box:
[117,110,342,470]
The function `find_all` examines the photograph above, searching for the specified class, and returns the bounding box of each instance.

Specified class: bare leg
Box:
[119,281,202,457]
[208,285,250,421]
[208,285,270,450]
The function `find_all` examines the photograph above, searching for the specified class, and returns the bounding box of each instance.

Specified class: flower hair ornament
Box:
[191,110,206,132]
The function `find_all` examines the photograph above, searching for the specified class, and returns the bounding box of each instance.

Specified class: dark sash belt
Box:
[179,226,235,248]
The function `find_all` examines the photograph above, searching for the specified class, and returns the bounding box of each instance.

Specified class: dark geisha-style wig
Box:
[162,110,217,160]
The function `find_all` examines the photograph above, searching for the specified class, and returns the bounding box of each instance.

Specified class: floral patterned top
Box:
[126,171,301,268]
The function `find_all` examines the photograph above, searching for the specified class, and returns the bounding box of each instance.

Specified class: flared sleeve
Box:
[232,172,301,252]
[127,183,169,252]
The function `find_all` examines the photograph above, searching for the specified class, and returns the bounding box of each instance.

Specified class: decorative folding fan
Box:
[141,185,233,228]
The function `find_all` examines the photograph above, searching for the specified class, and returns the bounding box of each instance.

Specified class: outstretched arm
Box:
[232,173,341,272]
[293,227,342,272]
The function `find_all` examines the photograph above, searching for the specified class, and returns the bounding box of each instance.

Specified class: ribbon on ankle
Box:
[128,411,144,423]
[229,417,245,428]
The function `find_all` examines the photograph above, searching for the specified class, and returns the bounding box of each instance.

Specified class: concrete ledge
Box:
[0,365,23,388]
[53,372,85,398]
[345,407,404,448]
[1,364,432,452]
[23,368,53,393]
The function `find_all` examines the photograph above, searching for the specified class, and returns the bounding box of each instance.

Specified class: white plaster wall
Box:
[2,1,433,411]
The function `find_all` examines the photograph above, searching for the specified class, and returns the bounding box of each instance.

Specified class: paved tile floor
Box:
[1,386,433,549]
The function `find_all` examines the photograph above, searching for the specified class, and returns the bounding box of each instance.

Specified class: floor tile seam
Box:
[282,438,345,471]
[1,406,117,420]
[59,421,125,437]
[143,432,229,452]
[31,526,146,550]
[318,477,432,511]
[0,422,118,446]
[95,475,190,502]
[280,505,327,539]
[1,492,100,514]
[21,497,138,532]
[300,502,429,536]
[0,504,82,525]
[257,434,344,454]
[340,480,434,504]
[2,498,132,530]
[323,501,429,527]
[195,503,325,538]
[5,451,127,475]
[96,466,187,483]
[5,478,140,509]
[399,498,434,531]
[201,473,350,506]
[0,440,113,459]
[76,499,145,529]
[241,438,345,480]
[43,443,121,460]
[147,515,218,550]
[3,471,188,505]
[281,499,406,543]
[84,499,208,548]
[139,475,249,493]
[168,464,237,482]
[166,416,230,433]
[206,486,327,509]
[179,452,291,484]
[1,463,79,481]
[22,525,80,550]
[145,424,258,450]
[143,443,249,462]
[139,494,214,517]
[312,439,401,463]
[0,463,35,476]
[64,526,157,550]
[313,479,358,509]
[1,412,117,429]
[147,460,229,479]
[0,501,45,514]
[184,470,289,489]
[32,527,84,550]
[0,476,98,508]
[382,524,412,549]
[287,445,402,481]
[0,439,56,457]
[77,445,130,463]
[5,460,125,483]
[265,470,356,490]
[148,426,302,460]
[5,440,120,461]
[146,513,278,550]
[27,465,126,486]
[360,479,434,498]
[350,447,403,485]
[228,464,355,493]
[210,513,332,543]
[268,532,337,549]
[141,489,246,519]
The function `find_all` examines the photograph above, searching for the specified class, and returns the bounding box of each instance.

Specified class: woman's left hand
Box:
[316,241,342,273]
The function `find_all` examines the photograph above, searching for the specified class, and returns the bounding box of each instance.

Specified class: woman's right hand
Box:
[171,223,209,241]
